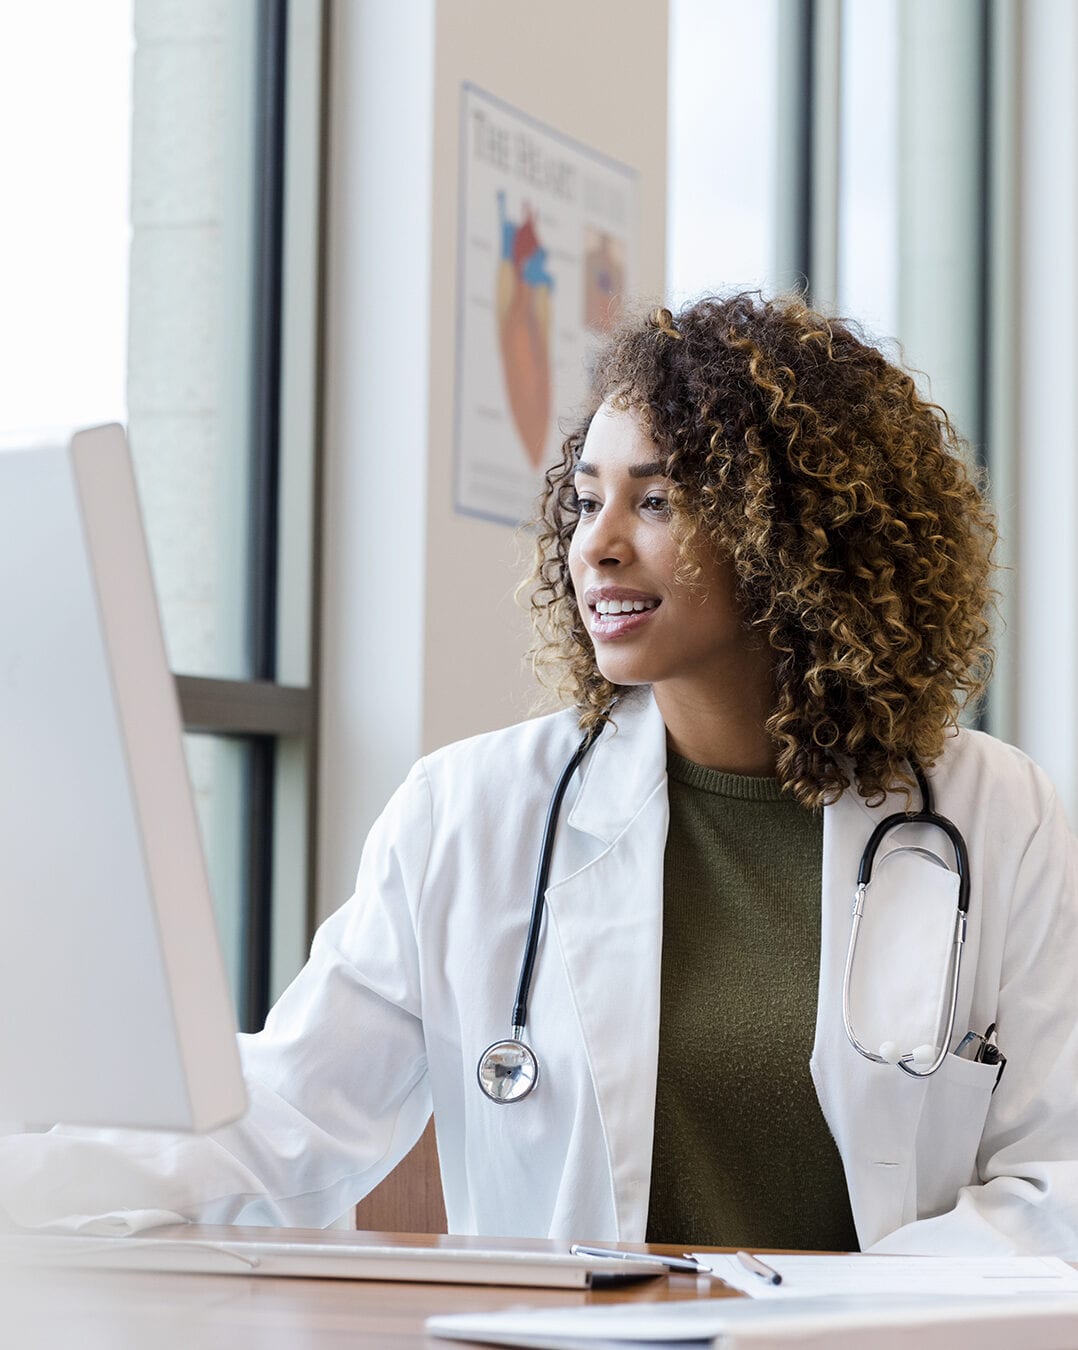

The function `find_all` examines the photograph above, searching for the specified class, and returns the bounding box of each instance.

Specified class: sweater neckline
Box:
[666,749,788,802]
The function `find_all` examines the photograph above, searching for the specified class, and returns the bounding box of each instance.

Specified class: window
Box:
[134,0,327,1030]
[2,0,327,1032]
[667,0,782,300]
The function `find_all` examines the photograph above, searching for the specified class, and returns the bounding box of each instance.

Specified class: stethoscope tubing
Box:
[856,764,971,912]
[842,760,971,1078]
[477,718,607,1103]
[510,719,605,1035]
[842,890,967,1078]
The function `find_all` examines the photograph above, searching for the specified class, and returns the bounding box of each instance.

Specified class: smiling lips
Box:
[584,588,662,640]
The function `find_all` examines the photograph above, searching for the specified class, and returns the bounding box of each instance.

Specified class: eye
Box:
[642,494,671,516]
[573,493,600,516]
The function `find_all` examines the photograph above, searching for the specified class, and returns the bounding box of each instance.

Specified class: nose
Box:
[577,501,633,568]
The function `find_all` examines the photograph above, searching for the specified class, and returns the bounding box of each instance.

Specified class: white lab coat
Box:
[3,687,1078,1253]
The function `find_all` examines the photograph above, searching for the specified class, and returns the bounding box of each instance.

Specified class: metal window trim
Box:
[177,674,312,737]
[304,0,330,952]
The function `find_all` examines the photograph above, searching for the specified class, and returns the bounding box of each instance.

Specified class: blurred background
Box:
[0,0,1073,1034]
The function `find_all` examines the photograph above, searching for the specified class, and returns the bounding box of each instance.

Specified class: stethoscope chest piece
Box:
[477,1037,539,1103]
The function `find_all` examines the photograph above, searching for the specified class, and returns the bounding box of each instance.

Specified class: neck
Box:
[653,648,777,776]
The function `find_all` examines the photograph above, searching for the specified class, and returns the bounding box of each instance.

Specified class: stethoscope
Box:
[476,720,604,1103]
[476,729,971,1104]
[841,760,970,1077]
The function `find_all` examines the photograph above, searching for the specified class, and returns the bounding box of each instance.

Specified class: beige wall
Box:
[318,0,668,918]
[421,3,669,753]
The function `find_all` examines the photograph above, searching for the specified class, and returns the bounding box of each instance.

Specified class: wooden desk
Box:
[0,1227,739,1350]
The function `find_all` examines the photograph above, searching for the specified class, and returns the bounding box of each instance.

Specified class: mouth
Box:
[593,596,660,616]
[585,590,662,640]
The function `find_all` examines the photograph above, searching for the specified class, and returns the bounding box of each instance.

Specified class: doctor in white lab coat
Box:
[3,294,1078,1253]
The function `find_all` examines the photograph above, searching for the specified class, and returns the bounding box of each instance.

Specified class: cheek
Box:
[655,539,683,582]
[694,565,743,633]
[567,533,584,584]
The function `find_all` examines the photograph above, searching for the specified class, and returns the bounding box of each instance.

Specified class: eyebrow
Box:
[573,459,668,479]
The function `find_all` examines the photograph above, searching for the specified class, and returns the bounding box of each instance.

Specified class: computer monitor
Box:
[0,425,246,1132]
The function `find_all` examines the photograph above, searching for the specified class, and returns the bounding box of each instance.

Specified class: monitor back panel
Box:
[0,426,245,1131]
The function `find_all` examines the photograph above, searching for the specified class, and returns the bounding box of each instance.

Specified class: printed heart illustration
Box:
[497,193,553,468]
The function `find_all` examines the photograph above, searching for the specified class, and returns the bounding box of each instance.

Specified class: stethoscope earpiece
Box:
[876,1041,939,1069]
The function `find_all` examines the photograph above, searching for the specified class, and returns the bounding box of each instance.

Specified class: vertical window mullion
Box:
[242,0,289,1031]
[244,737,277,1030]
[774,0,815,291]
[250,0,288,684]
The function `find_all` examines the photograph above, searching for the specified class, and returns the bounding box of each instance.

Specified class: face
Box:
[567,403,748,694]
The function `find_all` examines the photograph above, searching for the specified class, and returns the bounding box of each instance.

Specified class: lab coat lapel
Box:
[813,782,931,1249]
[544,690,668,1241]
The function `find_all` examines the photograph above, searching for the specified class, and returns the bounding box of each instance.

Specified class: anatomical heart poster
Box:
[454,84,639,525]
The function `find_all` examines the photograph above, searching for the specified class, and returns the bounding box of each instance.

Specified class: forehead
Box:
[576,403,662,473]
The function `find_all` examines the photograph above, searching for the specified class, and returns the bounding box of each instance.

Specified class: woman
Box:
[4,294,1077,1254]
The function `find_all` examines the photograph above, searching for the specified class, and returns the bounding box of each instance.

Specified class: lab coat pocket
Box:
[913,1052,999,1219]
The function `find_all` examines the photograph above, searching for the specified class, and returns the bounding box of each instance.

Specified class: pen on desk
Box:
[736,1250,783,1285]
[568,1243,706,1275]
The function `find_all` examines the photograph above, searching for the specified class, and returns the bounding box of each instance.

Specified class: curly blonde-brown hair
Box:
[526,292,997,808]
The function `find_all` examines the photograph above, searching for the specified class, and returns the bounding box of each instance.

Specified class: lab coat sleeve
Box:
[0,760,435,1235]
[869,781,1078,1255]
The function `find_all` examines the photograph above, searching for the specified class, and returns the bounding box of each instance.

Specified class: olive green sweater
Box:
[645,752,859,1251]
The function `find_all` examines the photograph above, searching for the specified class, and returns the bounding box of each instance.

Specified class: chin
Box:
[593,662,653,688]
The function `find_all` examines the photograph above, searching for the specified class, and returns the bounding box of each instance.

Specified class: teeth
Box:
[594,598,659,615]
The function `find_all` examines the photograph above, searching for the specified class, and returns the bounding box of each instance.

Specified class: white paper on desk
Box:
[427,1291,1078,1349]
[689,1253,1078,1300]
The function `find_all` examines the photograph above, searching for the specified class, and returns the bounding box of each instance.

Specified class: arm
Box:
[0,760,435,1235]
[870,783,1078,1255]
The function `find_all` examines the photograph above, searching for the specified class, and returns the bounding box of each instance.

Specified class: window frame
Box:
[175,0,328,1032]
